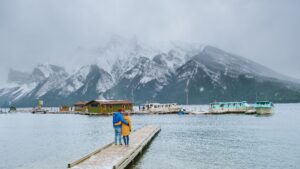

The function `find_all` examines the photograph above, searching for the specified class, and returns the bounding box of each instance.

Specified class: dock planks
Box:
[68,125,161,169]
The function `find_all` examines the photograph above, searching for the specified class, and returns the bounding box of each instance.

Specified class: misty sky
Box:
[0,0,300,84]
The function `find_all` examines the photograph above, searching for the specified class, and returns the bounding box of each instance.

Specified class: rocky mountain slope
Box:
[1,38,300,107]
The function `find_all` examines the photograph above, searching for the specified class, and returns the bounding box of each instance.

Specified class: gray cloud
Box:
[1,0,300,84]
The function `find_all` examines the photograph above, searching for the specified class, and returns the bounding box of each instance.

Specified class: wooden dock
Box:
[68,125,161,169]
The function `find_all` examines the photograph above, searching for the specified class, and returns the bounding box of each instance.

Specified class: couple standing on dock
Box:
[113,108,132,146]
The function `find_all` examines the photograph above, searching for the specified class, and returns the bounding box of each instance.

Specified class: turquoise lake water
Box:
[0,103,299,169]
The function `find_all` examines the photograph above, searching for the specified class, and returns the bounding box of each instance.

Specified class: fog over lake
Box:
[1,0,300,85]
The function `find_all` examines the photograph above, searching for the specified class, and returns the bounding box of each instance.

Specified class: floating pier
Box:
[68,125,161,169]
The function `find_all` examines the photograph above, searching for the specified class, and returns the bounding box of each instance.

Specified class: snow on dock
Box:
[68,125,161,169]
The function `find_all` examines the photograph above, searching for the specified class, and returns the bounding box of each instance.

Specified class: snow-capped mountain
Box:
[96,36,160,76]
[0,64,114,106]
[0,64,69,106]
[1,38,300,107]
[56,65,112,96]
[57,64,113,96]
[155,46,300,104]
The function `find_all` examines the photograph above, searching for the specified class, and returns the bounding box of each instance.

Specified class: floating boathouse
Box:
[85,100,133,114]
[73,101,88,112]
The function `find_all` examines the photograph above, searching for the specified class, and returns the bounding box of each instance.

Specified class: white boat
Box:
[32,99,48,114]
[254,101,274,115]
[138,103,181,114]
[32,107,48,114]
[208,101,253,114]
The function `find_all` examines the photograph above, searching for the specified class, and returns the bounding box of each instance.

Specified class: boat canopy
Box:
[254,101,274,107]
[255,101,272,104]
[140,103,178,109]
[210,101,248,109]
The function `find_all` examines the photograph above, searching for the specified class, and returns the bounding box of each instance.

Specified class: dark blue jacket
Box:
[113,112,128,128]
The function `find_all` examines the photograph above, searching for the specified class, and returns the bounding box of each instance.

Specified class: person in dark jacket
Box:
[113,108,128,145]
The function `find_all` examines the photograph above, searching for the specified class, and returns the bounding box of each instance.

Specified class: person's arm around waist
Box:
[120,115,128,125]
[114,121,121,126]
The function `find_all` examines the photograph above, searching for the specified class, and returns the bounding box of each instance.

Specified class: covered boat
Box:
[138,103,181,114]
[254,101,274,115]
[208,101,254,114]
[32,99,48,114]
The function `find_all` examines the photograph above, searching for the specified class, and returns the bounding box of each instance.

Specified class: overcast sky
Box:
[0,0,300,84]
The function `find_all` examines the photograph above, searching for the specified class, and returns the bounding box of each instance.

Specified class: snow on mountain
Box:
[123,56,172,87]
[1,64,69,101]
[194,46,290,80]
[96,35,160,76]
[6,64,68,97]
[31,64,67,82]
[152,51,184,72]
[11,83,38,100]
[168,41,206,60]
[1,36,300,106]
[96,69,114,93]
[95,36,205,82]
[30,65,69,97]
[58,65,91,95]
[0,82,38,102]
[110,56,141,82]
[57,64,113,96]
[177,58,220,86]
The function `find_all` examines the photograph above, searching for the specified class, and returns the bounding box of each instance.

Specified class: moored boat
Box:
[138,103,181,114]
[208,101,254,114]
[254,101,274,115]
[32,99,48,114]
[8,106,17,113]
[32,108,48,114]
[178,108,187,115]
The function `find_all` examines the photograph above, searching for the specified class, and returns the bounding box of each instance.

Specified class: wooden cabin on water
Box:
[73,101,88,112]
[86,100,133,114]
[59,105,70,112]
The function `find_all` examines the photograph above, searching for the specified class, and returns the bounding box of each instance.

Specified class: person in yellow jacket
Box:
[122,112,131,146]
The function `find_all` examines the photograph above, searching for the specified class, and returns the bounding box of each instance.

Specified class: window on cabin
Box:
[91,103,98,107]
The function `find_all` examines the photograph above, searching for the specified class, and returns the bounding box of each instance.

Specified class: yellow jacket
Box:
[121,115,131,136]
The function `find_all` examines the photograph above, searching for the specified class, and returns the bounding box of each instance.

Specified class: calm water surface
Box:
[0,104,299,169]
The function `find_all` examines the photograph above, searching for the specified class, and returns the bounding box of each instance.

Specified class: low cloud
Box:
[1,0,300,84]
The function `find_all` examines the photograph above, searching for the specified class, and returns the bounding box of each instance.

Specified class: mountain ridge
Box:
[1,40,300,107]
